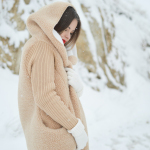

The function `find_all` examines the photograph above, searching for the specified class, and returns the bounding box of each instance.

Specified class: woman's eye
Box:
[70,33,73,36]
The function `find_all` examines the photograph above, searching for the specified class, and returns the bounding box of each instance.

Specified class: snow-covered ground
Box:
[0,63,150,150]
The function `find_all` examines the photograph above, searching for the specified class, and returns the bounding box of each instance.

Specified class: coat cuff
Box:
[67,118,85,137]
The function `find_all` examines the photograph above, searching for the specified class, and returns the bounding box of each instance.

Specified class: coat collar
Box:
[52,29,78,65]
[52,29,78,66]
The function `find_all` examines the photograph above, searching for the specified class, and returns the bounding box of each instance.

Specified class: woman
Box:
[18,1,89,150]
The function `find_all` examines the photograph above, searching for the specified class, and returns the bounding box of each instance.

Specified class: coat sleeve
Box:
[26,41,78,130]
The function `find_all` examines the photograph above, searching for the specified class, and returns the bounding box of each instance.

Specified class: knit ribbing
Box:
[27,41,78,130]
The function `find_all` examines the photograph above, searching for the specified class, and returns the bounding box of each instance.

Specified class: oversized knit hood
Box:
[26,1,78,67]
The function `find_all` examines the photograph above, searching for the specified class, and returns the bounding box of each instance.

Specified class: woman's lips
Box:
[62,39,66,44]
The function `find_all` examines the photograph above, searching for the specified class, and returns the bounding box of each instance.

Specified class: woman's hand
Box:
[65,67,84,97]
[67,118,88,150]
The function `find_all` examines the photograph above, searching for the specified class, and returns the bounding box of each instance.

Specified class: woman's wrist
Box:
[67,118,85,137]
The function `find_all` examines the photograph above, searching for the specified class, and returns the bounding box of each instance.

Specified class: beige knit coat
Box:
[18,1,89,150]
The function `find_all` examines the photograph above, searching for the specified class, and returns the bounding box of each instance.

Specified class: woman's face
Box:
[60,19,78,44]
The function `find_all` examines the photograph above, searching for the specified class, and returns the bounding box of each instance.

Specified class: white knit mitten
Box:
[65,67,84,97]
[67,118,88,150]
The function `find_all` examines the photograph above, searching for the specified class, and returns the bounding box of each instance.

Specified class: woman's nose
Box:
[65,32,70,40]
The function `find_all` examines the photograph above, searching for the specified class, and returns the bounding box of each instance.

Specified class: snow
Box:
[0,16,29,48]
[1,63,150,150]
[0,0,150,150]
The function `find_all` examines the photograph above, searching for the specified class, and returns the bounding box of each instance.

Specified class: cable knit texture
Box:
[18,1,89,150]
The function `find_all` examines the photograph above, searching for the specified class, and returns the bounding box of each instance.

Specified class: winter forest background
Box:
[0,0,150,150]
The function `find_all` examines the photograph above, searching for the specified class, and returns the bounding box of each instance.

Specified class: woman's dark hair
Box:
[54,6,81,50]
